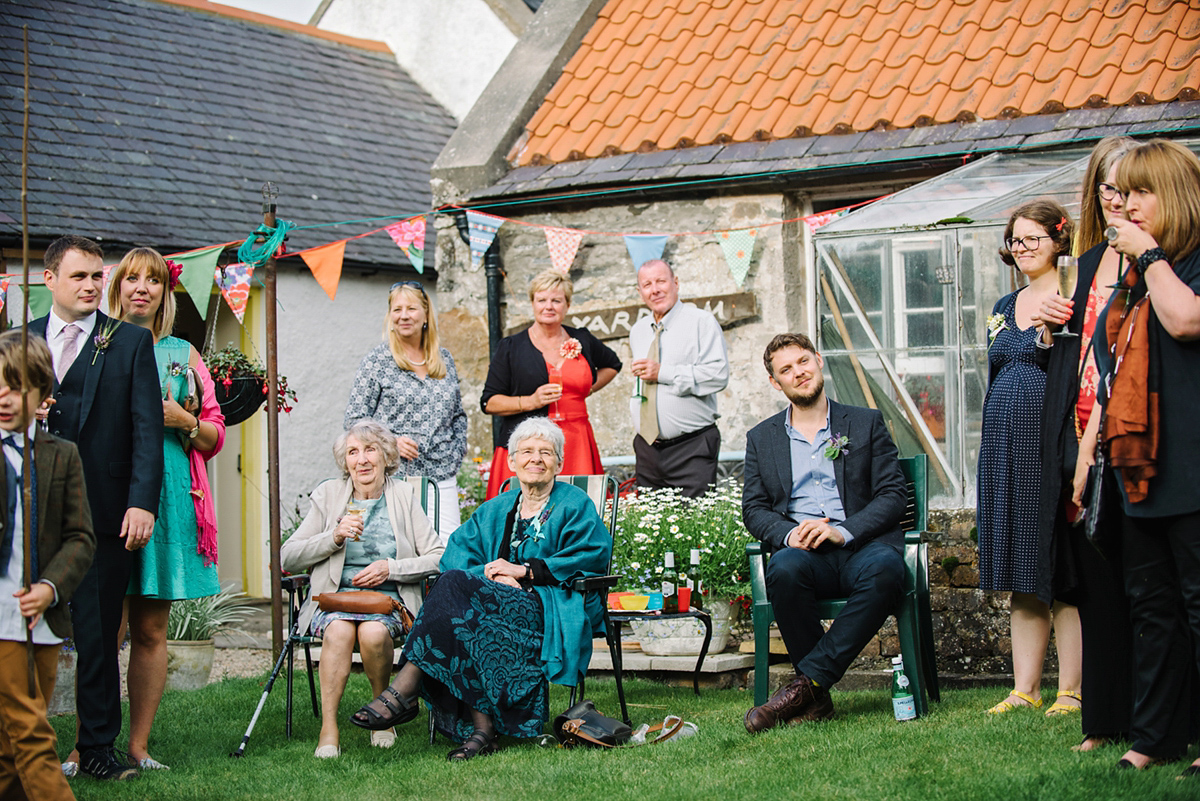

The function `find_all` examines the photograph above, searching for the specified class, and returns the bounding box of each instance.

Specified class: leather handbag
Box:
[553,700,632,748]
[313,591,415,632]
[1082,433,1116,559]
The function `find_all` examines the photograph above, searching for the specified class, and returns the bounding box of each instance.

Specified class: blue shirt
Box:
[784,406,853,544]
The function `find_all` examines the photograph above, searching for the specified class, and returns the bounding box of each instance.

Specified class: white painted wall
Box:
[317,0,518,120]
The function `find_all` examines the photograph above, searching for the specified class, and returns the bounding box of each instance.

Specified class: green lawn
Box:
[53,673,1200,801]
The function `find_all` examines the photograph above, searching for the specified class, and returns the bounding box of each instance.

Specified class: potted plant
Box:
[204,343,298,426]
[165,584,256,691]
[611,479,753,655]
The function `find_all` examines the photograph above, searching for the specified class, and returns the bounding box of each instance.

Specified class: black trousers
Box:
[1069,523,1133,740]
[632,424,720,498]
[765,539,904,688]
[1121,509,1200,759]
[71,536,135,752]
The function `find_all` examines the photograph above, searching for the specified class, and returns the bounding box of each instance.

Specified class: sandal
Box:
[447,729,497,762]
[1045,690,1083,717]
[986,690,1043,714]
[349,686,419,731]
[1072,735,1111,752]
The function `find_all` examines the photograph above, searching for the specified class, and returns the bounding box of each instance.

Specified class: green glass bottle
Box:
[688,548,703,610]
[891,655,916,721]
[661,552,679,614]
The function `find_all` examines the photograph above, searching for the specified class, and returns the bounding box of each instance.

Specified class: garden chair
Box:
[282,475,441,738]
[745,454,940,715]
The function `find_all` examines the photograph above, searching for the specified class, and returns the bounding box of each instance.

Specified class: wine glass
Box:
[546,364,564,421]
[1053,256,1079,339]
[343,502,363,541]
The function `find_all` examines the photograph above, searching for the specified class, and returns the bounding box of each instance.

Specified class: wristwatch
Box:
[187,418,200,439]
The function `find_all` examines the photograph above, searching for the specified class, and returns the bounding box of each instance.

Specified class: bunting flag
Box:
[214,263,254,323]
[0,279,8,317]
[386,217,426,274]
[718,228,757,287]
[544,227,584,274]
[466,210,504,270]
[624,234,667,269]
[804,208,851,234]
[300,239,347,301]
[171,245,225,321]
[25,286,52,319]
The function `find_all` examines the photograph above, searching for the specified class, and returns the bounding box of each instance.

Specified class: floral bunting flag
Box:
[466,211,504,270]
[300,240,347,301]
[0,279,8,317]
[544,227,583,274]
[804,207,850,234]
[170,245,225,322]
[623,234,667,269]
[214,263,254,323]
[386,216,426,274]
[717,228,757,287]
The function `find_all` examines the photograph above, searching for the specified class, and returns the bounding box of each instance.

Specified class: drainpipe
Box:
[455,213,506,449]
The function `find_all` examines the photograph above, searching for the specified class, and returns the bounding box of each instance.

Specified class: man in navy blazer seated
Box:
[742,333,907,733]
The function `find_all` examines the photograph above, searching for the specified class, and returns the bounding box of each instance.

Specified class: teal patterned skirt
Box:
[401,569,546,742]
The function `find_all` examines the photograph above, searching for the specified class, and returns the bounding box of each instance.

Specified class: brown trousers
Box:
[0,640,73,801]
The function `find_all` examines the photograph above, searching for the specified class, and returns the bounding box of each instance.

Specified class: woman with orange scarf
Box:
[1080,140,1200,775]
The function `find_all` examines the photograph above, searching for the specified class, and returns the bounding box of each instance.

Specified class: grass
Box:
[52,673,1200,801]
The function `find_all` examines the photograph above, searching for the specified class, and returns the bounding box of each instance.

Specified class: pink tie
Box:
[57,323,81,382]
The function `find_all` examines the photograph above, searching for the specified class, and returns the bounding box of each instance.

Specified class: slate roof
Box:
[0,0,457,267]
[511,0,1200,168]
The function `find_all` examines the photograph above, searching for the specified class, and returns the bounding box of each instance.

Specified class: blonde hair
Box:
[382,283,446,379]
[528,270,573,304]
[1076,136,1138,255]
[1116,139,1200,262]
[107,247,175,340]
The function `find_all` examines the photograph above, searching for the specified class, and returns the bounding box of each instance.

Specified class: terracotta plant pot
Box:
[214,376,267,426]
[165,639,215,691]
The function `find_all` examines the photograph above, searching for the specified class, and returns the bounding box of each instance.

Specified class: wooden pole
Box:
[259,184,283,659]
[19,26,36,695]
[819,270,877,410]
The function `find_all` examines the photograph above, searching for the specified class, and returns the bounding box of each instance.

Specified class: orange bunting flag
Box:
[544,227,583,274]
[300,240,347,301]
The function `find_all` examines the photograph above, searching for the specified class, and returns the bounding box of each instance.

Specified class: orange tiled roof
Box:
[513,0,1200,166]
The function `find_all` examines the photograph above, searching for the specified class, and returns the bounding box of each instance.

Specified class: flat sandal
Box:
[447,730,497,762]
[349,686,418,731]
[986,690,1043,714]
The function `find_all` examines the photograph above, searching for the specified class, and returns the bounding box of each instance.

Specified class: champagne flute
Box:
[547,364,564,421]
[343,502,364,541]
[1052,255,1079,339]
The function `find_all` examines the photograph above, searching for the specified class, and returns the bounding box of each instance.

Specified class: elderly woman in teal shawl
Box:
[350,417,611,760]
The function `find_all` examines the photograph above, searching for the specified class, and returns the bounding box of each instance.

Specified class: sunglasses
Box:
[391,280,425,294]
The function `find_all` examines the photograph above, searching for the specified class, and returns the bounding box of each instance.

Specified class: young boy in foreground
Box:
[0,331,95,800]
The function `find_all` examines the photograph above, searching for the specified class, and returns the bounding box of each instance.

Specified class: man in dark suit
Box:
[30,235,162,780]
[742,333,906,733]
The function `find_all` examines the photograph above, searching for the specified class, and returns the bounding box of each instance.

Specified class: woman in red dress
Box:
[481,270,621,498]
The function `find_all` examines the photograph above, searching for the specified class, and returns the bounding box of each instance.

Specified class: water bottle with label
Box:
[891,655,917,721]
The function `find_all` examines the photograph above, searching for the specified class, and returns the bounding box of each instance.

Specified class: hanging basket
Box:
[214,376,267,426]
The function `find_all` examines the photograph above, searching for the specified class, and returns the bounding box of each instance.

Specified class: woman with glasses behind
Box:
[346,281,468,540]
[977,199,1084,716]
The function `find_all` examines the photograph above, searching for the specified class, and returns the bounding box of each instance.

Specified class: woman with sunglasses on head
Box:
[480,270,621,499]
[1031,137,1138,752]
[977,199,1084,717]
[345,281,467,541]
[1086,140,1200,775]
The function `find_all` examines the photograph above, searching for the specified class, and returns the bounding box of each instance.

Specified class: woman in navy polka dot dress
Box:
[977,199,1083,716]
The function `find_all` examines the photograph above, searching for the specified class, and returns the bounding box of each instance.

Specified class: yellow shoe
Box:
[987,690,1043,714]
[1045,690,1082,716]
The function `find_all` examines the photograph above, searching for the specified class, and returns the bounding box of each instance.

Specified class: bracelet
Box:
[1136,246,1168,273]
[524,563,532,581]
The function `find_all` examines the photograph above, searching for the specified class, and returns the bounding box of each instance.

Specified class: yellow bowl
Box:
[618,595,650,611]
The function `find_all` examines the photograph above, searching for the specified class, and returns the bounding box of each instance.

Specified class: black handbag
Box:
[553,700,632,748]
[1082,432,1117,559]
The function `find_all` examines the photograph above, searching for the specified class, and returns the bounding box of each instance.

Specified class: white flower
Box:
[670,525,680,534]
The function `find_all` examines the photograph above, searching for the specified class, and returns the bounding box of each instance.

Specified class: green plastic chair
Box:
[745,454,940,715]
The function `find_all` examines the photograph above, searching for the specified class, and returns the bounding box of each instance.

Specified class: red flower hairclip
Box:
[1055,216,1066,232]
[166,260,183,291]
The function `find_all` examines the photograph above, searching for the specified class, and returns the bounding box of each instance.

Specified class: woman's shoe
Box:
[986,690,1043,714]
[350,686,419,731]
[447,730,497,762]
[370,728,397,749]
[313,744,340,759]
[1045,690,1083,717]
[1177,763,1200,779]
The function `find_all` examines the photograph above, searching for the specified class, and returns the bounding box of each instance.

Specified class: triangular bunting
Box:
[624,234,667,269]
[386,216,426,274]
[170,245,224,322]
[718,228,757,287]
[544,227,583,274]
[214,263,254,323]
[466,211,504,270]
[0,279,8,317]
[804,208,850,234]
[300,240,347,301]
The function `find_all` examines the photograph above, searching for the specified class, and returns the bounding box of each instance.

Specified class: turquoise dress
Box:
[128,336,220,600]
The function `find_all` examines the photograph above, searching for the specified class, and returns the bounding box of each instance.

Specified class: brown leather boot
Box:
[744,673,833,733]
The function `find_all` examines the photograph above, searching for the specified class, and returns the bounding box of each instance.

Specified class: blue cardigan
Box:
[440,481,611,686]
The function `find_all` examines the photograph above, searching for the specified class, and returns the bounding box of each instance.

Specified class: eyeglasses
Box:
[391,280,425,294]
[1004,235,1053,252]
[1097,182,1124,202]
[513,447,556,461]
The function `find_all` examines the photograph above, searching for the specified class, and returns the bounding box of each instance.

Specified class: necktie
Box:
[57,323,82,382]
[639,323,662,445]
[0,436,35,579]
